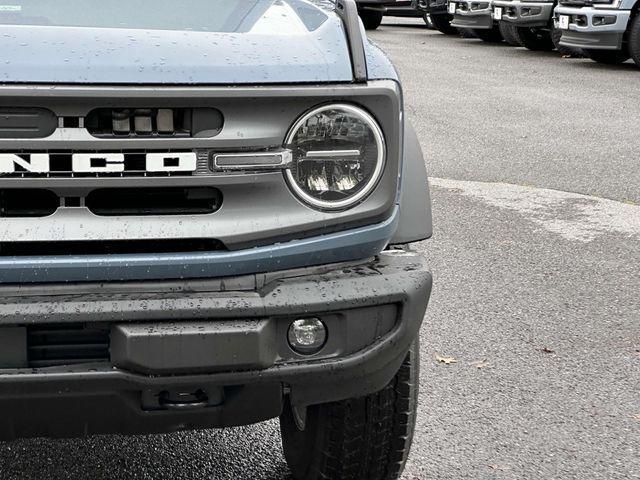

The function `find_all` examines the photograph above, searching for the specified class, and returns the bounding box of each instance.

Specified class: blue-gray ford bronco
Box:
[0,1,432,478]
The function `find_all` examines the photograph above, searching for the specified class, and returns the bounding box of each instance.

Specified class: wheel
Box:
[430,13,458,35]
[627,13,640,67]
[514,26,554,51]
[458,28,478,38]
[472,26,504,43]
[498,22,523,46]
[550,24,583,57]
[584,48,631,64]
[360,10,383,30]
[422,13,434,29]
[280,340,420,480]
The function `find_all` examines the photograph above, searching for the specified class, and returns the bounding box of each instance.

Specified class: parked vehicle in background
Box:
[416,0,460,34]
[449,0,505,41]
[0,1,433,479]
[555,0,640,65]
[356,0,388,28]
[356,0,427,29]
[493,0,574,53]
[385,0,430,24]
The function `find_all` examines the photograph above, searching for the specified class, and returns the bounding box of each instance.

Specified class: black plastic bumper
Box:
[451,13,494,29]
[559,29,624,49]
[0,251,431,440]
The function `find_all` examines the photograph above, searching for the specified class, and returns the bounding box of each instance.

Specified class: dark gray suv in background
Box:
[0,1,432,479]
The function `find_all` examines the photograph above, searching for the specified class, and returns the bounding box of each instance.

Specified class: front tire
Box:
[281,341,420,480]
[458,27,478,38]
[360,10,383,30]
[422,13,434,28]
[584,48,631,64]
[499,22,522,46]
[627,13,640,67]
[514,26,554,51]
[430,13,459,35]
[472,26,504,43]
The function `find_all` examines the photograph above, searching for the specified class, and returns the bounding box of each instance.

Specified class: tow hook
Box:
[158,389,210,410]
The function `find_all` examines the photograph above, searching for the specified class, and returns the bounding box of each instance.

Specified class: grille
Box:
[27,325,110,368]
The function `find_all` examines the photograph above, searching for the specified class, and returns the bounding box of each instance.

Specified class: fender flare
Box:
[390,121,433,244]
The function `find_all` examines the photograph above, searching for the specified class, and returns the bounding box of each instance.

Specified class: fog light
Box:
[592,15,616,26]
[288,318,327,355]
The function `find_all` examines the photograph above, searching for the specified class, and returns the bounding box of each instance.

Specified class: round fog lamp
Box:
[287,318,327,355]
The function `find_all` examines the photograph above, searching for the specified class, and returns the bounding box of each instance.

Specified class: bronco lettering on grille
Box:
[0,152,197,174]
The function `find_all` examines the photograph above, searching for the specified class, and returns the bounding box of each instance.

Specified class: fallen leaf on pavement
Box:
[470,360,489,369]
[435,353,457,365]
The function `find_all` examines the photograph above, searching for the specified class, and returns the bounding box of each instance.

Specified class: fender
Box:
[390,122,433,244]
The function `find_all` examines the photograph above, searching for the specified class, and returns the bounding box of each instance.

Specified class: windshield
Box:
[0,0,280,32]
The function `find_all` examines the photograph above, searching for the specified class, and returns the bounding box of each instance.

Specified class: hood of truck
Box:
[0,0,353,84]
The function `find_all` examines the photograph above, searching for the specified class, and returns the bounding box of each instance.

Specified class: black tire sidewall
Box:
[584,48,631,64]
[514,26,554,51]
[472,26,504,43]
[280,341,420,480]
[499,22,522,46]
[628,14,640,66]
[360,10,383,30]
[430,13,458,35]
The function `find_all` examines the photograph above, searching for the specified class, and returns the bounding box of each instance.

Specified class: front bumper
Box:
[554,6,630,49]
[494,0,554,26]
[0,251,432,440]
[450,0,495,29]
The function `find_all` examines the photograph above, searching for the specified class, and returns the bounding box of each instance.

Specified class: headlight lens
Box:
[284,104,385,210]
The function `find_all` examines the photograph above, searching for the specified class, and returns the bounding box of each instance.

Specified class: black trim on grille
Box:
[0,108,57,139]
[86,187,222,216]
[0,189,58,217]
[85,107,224,138]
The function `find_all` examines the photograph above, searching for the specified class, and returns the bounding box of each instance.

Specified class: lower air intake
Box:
[27,325,110,368]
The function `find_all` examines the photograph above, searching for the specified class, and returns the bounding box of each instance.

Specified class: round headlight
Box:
[284,104,386,210]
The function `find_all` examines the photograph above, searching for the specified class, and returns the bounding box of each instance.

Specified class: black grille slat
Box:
[27,325,110,368]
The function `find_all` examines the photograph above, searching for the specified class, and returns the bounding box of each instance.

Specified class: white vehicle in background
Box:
[555,0,640,65]
[448,0,522,43]
[493,0,574,52]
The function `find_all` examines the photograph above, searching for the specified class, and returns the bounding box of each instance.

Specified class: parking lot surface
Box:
[1,18,638,480]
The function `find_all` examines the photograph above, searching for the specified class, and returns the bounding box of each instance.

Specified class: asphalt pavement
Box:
[0,18,638,480]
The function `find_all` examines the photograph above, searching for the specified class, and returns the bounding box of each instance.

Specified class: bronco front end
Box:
[0,1,432,479]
